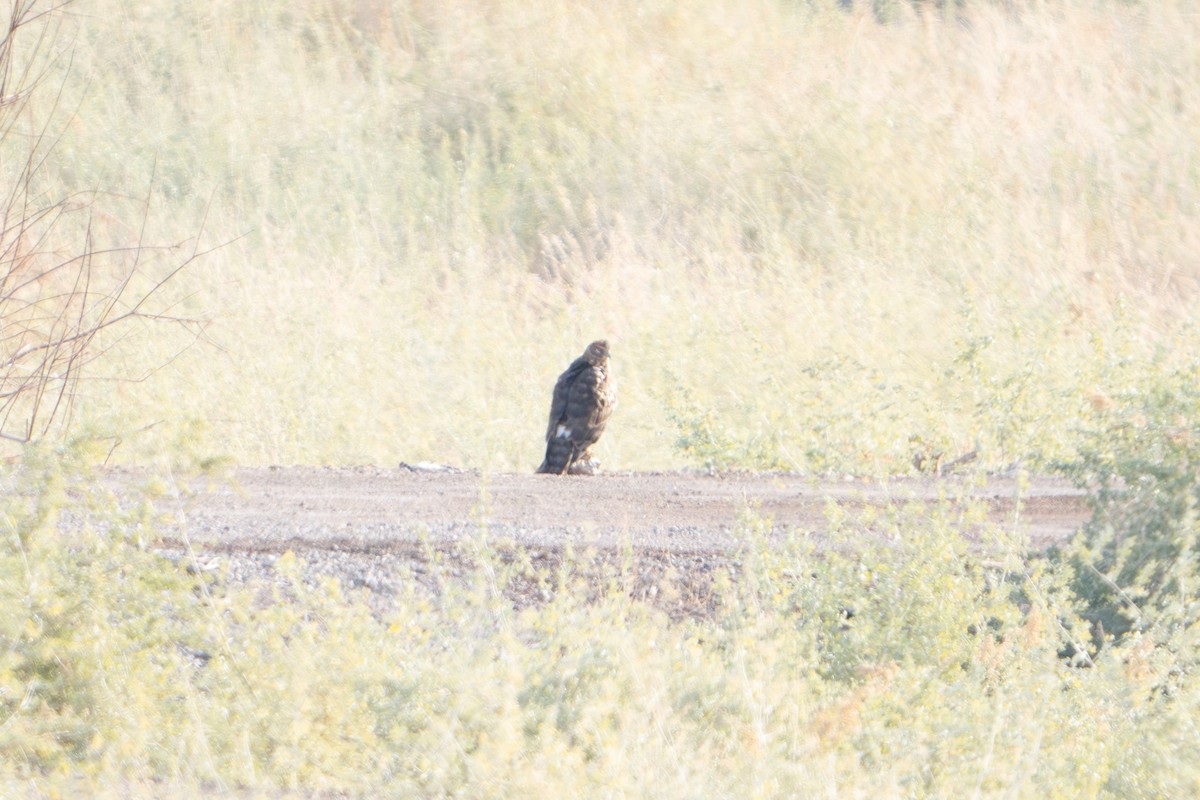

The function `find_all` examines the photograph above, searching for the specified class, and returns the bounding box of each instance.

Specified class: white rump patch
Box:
[556,424,572,439]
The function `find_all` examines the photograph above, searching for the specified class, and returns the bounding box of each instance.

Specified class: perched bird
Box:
[537,340,616,475]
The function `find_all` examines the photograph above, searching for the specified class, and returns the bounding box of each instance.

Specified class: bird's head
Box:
[583,340,610,366]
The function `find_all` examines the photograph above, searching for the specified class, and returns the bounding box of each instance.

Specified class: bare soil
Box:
[140,466,1091,615]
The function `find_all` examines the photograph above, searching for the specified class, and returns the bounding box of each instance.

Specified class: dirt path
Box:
[133,467,1090,615]
[153,466,1089,554]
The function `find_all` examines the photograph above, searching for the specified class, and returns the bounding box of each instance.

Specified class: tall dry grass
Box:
[25,0,1199,472]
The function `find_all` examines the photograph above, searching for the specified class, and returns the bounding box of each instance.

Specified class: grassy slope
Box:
[40,0,1200,473]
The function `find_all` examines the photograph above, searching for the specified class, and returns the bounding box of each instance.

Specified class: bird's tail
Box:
[537,438,577,474]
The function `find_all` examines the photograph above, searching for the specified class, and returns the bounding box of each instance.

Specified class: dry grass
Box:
[12,0,1187,474]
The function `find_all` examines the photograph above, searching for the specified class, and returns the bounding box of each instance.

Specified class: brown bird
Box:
[537,340,616,475]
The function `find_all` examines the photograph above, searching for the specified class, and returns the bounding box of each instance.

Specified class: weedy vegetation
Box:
[3,0,1200,796]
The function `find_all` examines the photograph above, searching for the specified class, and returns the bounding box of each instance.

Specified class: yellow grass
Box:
[17,0,1189,473]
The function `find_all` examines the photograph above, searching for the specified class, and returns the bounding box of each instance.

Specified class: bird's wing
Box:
[545,357,587,441]
[582,369,614,430]
[563,365,615,441]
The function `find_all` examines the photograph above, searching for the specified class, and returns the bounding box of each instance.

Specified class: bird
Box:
[537,340,616,475]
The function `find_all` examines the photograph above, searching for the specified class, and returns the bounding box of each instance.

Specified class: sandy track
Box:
[127,467,1091,614]
[152,466,1089,555]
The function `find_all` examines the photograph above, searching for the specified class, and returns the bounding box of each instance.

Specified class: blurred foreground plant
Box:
[3,445,1200,795]
[1058,364,1200,678]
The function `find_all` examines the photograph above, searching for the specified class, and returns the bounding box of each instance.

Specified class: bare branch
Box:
[0,0,221,447]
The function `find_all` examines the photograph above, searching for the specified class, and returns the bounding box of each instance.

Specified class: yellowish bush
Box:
[3,445,1199,796]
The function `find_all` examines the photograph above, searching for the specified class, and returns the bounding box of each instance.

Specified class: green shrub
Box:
[1058,364,1200,674]
[0,443,204,774]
